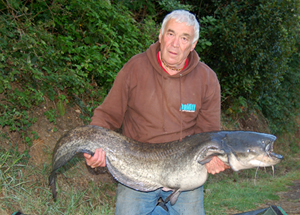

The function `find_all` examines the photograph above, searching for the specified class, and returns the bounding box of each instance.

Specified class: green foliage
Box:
[158,0,192,12]
[194,0,300,133]
[1,0,300,136]
[261,33,300,133]
[0,106,37,132]
[117,0,192,22]
[52,0,155,90]
[57,95,67,116]
[0,0,157,140]
[44,109,57,124]
[195,16,216,54]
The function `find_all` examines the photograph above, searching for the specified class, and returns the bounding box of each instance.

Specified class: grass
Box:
[204,169,300,214]
[0,149,116,215]
[0,135,299,215]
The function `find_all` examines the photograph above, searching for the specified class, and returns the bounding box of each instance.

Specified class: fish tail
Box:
[49,172,57,199]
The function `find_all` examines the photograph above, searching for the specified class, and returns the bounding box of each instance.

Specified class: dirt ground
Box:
[265,180,300,215]
[228,180,300,215]
[1,102,299,214]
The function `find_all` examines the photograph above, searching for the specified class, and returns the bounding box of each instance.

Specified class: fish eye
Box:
[247,149,255,153]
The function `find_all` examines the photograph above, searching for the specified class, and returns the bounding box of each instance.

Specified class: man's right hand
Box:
[83,148,106,168]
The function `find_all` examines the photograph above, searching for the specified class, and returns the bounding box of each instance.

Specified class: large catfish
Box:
[49,125,283,205]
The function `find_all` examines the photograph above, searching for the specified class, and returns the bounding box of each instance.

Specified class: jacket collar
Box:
[146,41,200,78]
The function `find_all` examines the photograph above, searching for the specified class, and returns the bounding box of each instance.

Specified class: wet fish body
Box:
[49,125,283,204]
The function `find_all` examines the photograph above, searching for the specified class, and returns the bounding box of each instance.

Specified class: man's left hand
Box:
[206,156,230,174]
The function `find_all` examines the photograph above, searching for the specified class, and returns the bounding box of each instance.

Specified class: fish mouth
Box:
[265,143,283,160]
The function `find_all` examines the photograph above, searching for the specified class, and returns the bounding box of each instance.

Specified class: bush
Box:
[261,34,300,133]
[1,0,300,136]
[0,0,157,140]
[194,0,300,132]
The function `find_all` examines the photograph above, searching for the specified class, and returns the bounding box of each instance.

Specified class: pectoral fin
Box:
[197,145,225,162]
[164,189,181,205]
[198,156,214,165]
[169,190,181,205]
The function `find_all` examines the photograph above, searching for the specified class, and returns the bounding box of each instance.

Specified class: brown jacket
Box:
[90,41,221,143]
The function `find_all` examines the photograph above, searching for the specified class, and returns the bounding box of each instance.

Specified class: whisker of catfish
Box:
[254,154,266,185]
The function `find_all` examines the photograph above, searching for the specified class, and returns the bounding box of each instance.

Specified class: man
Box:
[84,10,229,214]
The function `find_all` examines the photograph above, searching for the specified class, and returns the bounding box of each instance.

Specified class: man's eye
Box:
[182,37,189,42]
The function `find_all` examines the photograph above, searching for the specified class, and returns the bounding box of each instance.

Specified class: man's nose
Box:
[172,37,180,48]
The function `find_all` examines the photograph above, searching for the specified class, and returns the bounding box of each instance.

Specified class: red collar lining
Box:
[157,52,189,75]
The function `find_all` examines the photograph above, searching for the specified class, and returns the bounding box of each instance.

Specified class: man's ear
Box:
[190,40,198,52]
[158,29,162,43]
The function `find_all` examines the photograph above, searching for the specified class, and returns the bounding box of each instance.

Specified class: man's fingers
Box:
[83,153,91,159]
[91,149,103,168]
[206,156,230,175]
[85,149,99,166]
[84,148,106,168]
[97,149,106,167]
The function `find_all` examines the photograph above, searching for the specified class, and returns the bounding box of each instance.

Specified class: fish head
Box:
[223,131,283,171]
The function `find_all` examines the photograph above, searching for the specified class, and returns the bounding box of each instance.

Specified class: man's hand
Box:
[206,156,230,174]
[83,148,106,168]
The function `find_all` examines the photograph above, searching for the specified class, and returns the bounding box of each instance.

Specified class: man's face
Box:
[159,18,197,69]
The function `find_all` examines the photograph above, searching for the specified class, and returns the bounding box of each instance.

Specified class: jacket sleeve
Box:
[195,71,221,133]
[90,67,130,130]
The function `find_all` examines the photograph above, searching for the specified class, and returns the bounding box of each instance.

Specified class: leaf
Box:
[56,100,65,116]
[205,41,212,46]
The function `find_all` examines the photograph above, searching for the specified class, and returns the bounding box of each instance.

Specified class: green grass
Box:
[0,149,116,215]
[204,168,300,215]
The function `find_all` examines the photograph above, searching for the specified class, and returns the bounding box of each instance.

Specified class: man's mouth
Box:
[168,50,177,55]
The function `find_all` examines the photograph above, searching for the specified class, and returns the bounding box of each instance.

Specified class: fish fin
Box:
[197,145,226,165]
[170,190,181,205]
[198,152,225,165]
[198,156,214,165]
[164,189,181,205]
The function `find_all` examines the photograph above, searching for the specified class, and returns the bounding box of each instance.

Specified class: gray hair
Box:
[160,10,200,44]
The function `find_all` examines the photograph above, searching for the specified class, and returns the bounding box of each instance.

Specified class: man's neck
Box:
[158,51,188,75]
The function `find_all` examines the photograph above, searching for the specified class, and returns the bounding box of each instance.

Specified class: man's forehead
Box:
[165,19,194,35]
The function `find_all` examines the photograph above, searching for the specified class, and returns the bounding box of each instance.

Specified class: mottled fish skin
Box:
[49,125,283,204]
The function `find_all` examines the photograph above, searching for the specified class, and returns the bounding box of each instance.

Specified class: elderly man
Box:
[84,10,229,214]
